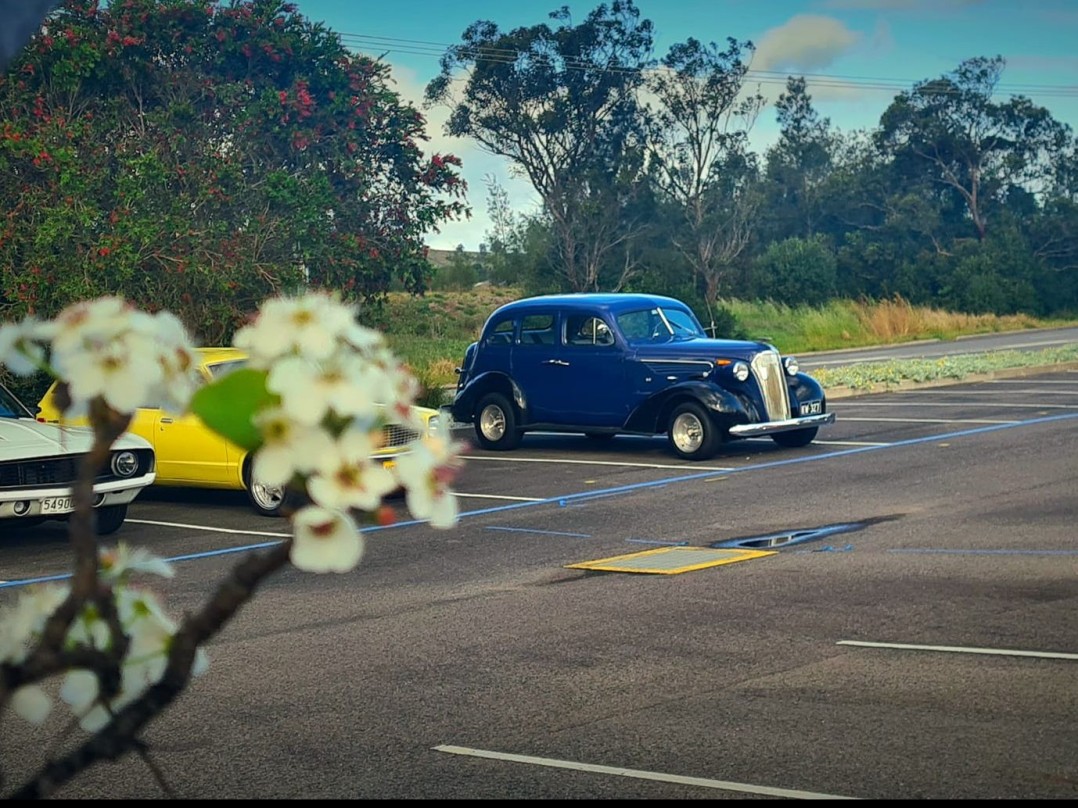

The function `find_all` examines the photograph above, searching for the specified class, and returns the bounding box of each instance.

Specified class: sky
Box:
[291,0,1078,252]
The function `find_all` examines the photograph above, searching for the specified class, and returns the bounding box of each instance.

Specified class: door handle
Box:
[160,417,173,424]
[541,359,569,366]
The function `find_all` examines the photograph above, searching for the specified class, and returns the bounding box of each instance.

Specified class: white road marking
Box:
[128,519,290,537]
[433,745,858,800]
[453,492,544,502]
[832,401,1078,409]
[463,456,735,471]
[812,440,891,446]
[837,640,1078,660]
[987,378,1078,384]
[836,417,1019,424]
[922,387,1078,394]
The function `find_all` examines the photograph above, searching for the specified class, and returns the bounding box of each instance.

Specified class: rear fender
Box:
[450,372,521,423]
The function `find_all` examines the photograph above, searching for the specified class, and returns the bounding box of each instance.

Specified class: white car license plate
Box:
[41,496,74,514]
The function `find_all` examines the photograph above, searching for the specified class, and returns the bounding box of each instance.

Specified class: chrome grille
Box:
[383,423,421,448]
[750,351,791,422]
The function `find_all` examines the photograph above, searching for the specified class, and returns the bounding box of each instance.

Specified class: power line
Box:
[336,32,1078,100]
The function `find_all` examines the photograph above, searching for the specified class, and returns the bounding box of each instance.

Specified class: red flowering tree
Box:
[0,0,467,343]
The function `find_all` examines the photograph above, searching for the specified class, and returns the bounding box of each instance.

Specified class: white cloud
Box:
[385,60,540,251]
[752,14,861,73]
[819,0,984,9]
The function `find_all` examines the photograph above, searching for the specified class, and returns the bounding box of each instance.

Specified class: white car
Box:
[0,381,156,534]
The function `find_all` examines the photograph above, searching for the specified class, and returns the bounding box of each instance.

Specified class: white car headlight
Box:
[425,413,443,437]
[783,356,800,376]
[732,361,750,382]
[111,450,139,477]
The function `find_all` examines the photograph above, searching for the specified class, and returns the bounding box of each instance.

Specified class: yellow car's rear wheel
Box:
[243,462,300,517]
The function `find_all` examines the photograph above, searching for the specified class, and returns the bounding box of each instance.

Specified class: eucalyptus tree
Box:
[645,36,764,333]
[876,56,1070,243]
[425,1,655,292]
[0,0,466,342]
[761,76,836,241]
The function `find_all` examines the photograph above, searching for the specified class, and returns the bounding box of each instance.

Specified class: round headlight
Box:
[111,450,139,478]
[783,356,800,376]
[425,413,443,437]
[732,361,750,382]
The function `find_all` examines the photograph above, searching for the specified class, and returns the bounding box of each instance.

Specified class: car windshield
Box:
[616,306,706,345]
[207,359,247,378]
[0,383,31,418]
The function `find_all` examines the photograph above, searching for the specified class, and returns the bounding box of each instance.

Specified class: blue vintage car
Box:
[450,293,836,460]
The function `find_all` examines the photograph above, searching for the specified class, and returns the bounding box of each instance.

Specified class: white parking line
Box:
[128,519,290,537]
[987,378,1078,384]
[813,440,891,446]
[837,640,1078,660]
[464,456,735,471]
[836,417,1019,424]
[833,401,1078,409]
[453,492,544,502]
[433,745,858,800]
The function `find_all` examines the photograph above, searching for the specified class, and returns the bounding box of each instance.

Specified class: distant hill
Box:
[426,248,481,267]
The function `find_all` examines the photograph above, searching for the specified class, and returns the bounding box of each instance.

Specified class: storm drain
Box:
[565,546,776,575]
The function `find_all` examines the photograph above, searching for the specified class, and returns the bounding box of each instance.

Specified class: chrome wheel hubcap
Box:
[480,405,506,441]
[250,480,285,511]
[671,412,705,453]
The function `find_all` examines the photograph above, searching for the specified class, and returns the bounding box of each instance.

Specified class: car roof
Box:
[491,293,689,316]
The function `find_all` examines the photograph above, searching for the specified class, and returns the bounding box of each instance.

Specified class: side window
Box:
[519,313,556,346]
[565,314,615,347]
[485,318,515,346]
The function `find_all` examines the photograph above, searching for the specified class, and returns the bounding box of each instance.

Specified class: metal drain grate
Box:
[566,546,776,575]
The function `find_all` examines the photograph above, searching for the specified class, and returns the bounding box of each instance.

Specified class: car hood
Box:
[634,338,776,362]
[0,417,151,460]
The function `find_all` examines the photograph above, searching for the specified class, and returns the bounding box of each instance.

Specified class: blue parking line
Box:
[889,548,1078,556]
[3,412,1076,591]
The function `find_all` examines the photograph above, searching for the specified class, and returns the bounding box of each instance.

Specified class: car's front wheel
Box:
[475,392,522,451]
[94,504,128,535]
[668,401,721,461]
[771,426,818,448]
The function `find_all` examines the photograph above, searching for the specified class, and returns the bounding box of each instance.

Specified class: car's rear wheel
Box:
[771,426,818,448]
[475,393,522,451]
[668,401,720,461]
[94,504,128,535]
[243,462,301,517]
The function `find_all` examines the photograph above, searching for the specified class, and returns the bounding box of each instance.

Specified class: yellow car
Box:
[37,347,443,517]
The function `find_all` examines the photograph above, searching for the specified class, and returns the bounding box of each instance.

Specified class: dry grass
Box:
[853,295,1042,342]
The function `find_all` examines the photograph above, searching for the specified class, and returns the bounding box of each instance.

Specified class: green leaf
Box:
[189,368,275,452]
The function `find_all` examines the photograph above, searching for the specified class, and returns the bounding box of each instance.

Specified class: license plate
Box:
[382,459,396,470]
[41,496,74,514]
[801,400,822,415]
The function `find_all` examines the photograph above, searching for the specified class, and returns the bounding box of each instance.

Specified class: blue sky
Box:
[292,0,1078,251]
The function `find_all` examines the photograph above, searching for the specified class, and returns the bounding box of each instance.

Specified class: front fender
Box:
[625,381,749,433]
[789,373,828,412]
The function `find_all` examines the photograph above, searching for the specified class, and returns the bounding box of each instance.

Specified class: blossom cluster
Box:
[0,290,464,728]
[0,544,207,730]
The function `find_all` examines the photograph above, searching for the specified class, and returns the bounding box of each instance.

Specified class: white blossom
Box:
[291,506,364,573]
[0,317,46,376]
[252,406,336,486]
[306,427,399,512]
[393,434,465,529]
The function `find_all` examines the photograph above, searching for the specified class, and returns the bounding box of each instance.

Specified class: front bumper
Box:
[728,412,836,438]
[0,473,156,520]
